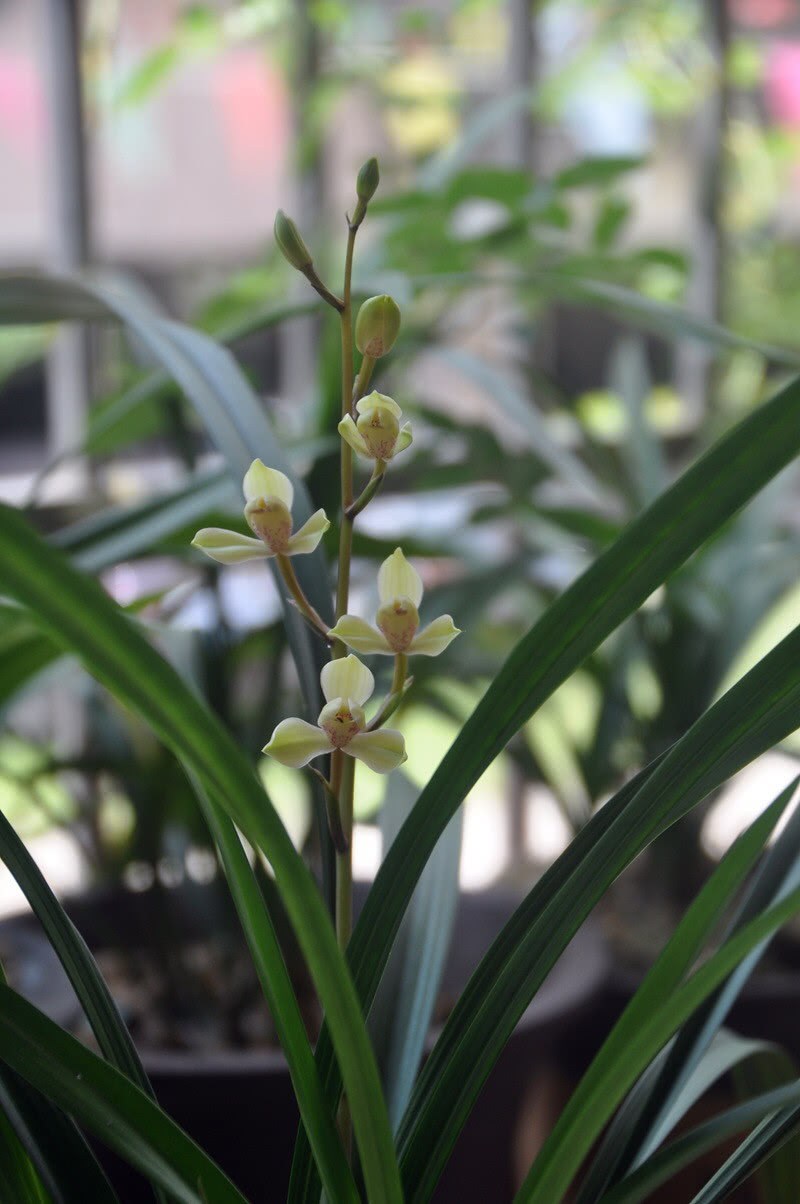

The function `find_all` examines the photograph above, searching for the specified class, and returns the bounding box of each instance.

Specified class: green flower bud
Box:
[356,157,380,203]
[355,295,401,358]
[274,209,313,272]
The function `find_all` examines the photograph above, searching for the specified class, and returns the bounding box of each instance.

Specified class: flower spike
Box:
[328,548,460,657]
[263,655,407,774]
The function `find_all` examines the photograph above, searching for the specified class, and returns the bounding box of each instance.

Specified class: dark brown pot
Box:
[0,881,610,1203]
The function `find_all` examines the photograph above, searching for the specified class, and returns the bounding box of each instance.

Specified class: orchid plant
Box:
[193,172,461,1008]
[3,157,800,1204]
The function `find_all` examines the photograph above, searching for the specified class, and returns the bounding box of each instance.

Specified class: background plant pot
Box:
[0,880,610,1203]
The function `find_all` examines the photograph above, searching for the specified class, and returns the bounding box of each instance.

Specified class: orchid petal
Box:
[262,717,330,767]
[346,728,407,774]
[338,415,370,459]
[328,615,392,655]
[243,460,294,508]
[286,508,330,556]
[191,528,270,564]
[321,654,374,707]
[378,548,423,607]
[410,614,461,656]
[355,390,403,420]
[391,422,413,458]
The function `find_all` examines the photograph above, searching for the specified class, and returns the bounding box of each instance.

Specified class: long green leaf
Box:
[0,807,157,1097]
[370,774,463,1131]
[602,1081,800,1204]
[585,773,800,1201]
[515,882,800,1202]
[0,503,402,1204]
[506,784,795,1200]
[289,373,800,1203]
[0,607,61,712]
[0,985,246,1204]
[0,1105,47,1204]
[689,1105,800,1204]
[0,626,357,1200]
[396,620,800,1200]
[0,1065,118,1204]
[189,775,359,1204]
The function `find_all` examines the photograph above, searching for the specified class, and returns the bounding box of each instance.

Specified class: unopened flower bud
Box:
[274,210,313,272]
[355,295,401,358]
[357,157,380,203]
[245,496,293,554]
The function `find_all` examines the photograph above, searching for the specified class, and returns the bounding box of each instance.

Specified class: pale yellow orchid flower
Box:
[338,391,413,463]
[328,548,460,657]
[263,655,407,774]
[192,460,329,564]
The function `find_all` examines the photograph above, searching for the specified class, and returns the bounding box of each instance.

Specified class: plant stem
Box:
[276,554,331,642]
[334,748,355,1158]
[367,655,411,731]
[346,461,385,520]
[352,353,375,405]
[300,265,343,312]
[392,651,408,696]
[334,222,358,635]
[330,217,362,1163]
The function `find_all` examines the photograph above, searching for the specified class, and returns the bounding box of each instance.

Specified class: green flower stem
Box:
[351,354,375,407]
[300,265,344,312]
[332,216,360,1164]
[392,652,408,697]
[334,223,358,637]
[276,554,332,643]
[367,657,412,732]
[335,748,356,1161]
[346,461,385,520]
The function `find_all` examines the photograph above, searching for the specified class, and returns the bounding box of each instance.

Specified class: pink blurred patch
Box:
[731,0,794,27]
[0,56,44,156]
[211,51,288,178]
[766,42,800,126]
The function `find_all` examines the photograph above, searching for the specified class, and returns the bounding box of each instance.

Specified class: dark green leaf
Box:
[290,373,800,1204]
[0,504,402,1204]
[0,984,246,1204]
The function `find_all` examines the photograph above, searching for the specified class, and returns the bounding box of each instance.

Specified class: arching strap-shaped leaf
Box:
[0,1064,118,1204]
[0,808,154,1100]
[514,883,800,1202]
[602,1081,800,1204]
[500,784,796,1201]
[0,504,402,1204]
[395,626,800,1200]
[688,1103,800,1204]
[289,372,800,1203]
[578,790,800,1202]
[0,985,245,1204]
